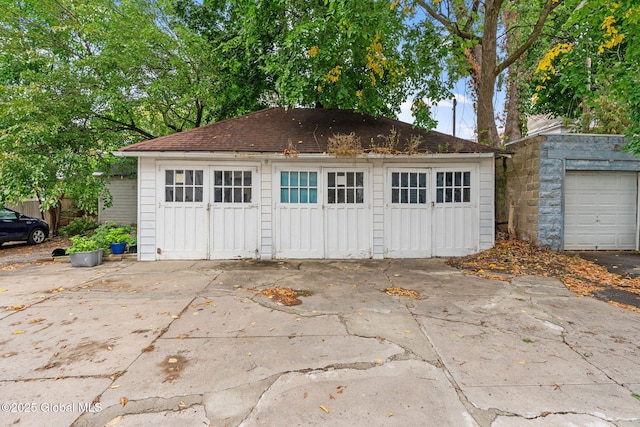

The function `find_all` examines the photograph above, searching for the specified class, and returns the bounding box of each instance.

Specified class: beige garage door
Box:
[564,171,638,250]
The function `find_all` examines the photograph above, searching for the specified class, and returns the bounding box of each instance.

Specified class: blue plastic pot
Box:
[109,242,127,255]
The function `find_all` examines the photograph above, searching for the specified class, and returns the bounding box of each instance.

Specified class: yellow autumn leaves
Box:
[599,13,625,53]
[535,42,574,77]
[533,2,637,105]
[308,33,403,96]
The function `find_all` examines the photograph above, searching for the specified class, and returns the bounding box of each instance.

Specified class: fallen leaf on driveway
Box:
[448,239,640,310]
[261,287,304,306]
[104,416,122,426]
[120,397,128,407]
[319,405,330,413]
[12,330,24,335]
[385,287,421,299]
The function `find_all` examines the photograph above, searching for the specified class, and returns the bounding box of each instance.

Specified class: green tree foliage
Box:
[415,0,565,145]
[0,0,453,220]
[0,0,220,217]
[530,1,639,148]
[175,0,451,128]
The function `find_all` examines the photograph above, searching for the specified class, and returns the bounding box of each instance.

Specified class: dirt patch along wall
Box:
[496,136,543,243]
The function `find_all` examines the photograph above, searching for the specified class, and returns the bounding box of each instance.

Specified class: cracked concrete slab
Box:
[467,382,639,420]
[492,413,618,426]
[76,271,214,295]
[343,308,440,363]
[420,316,612,387]
[0,295,191,380]
[164,295,348,338]
[98,334,404,409]
[0,377,111,426]
[0,264,119,313]
[97,405,210,427]
[241,360,478,426]
[203,376,277,427]
[1,259,638,426]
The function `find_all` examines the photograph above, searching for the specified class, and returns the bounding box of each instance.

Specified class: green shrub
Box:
[104,227,133,244]
[58,216,98,237]
[92,222,134,251]
[66,235,100,254]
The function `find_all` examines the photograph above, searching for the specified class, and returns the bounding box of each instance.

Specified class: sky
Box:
[397,79,506,141]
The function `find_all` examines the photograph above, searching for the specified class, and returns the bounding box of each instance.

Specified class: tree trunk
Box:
[477,1,500,147]
[476,72,499,145]
[504,66,523,143]
[502,3,523,145]
[47,205,61,234]
[476,0,500,146]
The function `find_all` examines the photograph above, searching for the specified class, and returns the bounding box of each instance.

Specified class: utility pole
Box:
[452,97,457,137]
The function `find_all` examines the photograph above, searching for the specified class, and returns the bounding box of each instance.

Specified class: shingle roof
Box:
[119,107,498,154]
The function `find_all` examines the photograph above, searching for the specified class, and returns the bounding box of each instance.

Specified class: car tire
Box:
[28,228,46,245]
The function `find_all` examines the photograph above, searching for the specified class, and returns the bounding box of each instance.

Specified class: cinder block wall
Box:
[496,136,543,243]
[538,134,635,250]
[499,133,635,251]
[537,136,565,249]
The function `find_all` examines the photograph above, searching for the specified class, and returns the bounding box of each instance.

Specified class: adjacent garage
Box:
[119,108,500,261]
[496,133,640,252]
[564,171,638,250]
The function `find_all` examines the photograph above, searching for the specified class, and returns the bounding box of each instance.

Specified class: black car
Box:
[0,207,50,246]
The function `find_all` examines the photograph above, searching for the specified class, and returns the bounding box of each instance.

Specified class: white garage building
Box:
[118,108,500,261]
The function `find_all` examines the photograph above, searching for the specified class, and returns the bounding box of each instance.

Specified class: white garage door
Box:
[564,171,638,250]
[273,167,372,258]
[384,169,431,258]
[383,168,479,258]
[157,168,208,259]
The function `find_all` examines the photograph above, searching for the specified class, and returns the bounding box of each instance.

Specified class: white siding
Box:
[137,157,157,261]
[371,160,385,259]
[260,161,273,259]
[479,157,495,251]
[99,178,137,225]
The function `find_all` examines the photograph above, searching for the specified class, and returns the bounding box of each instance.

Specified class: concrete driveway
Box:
[0,258,639,427]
